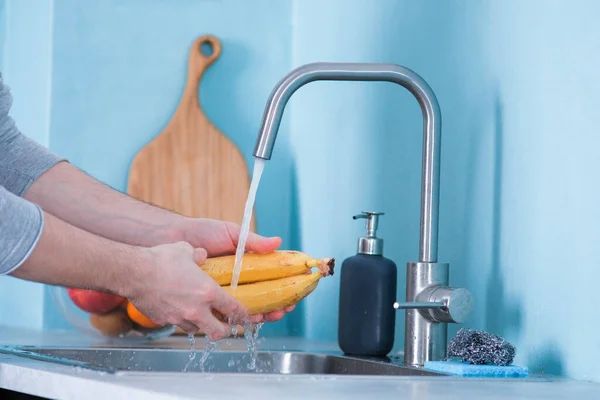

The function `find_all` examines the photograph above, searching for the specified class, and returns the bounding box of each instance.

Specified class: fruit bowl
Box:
[49,285,176,341]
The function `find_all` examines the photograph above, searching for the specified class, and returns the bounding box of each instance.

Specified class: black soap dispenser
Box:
[338,211,397,357]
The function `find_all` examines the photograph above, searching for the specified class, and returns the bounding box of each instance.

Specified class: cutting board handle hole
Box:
[192,35,221,68]
[200,41,214,57]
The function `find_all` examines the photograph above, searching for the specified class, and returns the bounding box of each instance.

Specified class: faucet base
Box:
[403,262,449,367]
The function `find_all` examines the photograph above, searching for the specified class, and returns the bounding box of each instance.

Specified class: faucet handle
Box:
[394,286,473,324]
[393,301,445,309]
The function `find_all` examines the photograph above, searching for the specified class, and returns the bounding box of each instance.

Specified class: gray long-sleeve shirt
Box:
[0,73,65,274]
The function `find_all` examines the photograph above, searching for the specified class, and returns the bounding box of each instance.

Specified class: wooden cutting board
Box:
[126,35,253,336]
[127,34,255,231]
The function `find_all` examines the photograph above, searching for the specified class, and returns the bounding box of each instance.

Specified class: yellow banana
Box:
[199,250,332,286]
[222,258,335,315]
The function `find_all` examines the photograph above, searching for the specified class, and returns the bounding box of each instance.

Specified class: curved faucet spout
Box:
[252,62,442,264]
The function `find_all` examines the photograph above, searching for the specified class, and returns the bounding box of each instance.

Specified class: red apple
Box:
[67,288,126,314]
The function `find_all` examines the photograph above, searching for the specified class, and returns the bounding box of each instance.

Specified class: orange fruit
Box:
[125,301,162,329]
[90,308,133,337]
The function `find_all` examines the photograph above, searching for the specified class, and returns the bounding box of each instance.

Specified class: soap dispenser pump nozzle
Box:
[353,211,384,256]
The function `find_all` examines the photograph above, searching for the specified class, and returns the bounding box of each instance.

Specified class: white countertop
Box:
[0,326,599,400]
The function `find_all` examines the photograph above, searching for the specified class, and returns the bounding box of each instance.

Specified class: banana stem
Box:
[316,258,335,277]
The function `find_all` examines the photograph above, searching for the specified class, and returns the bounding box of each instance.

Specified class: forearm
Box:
[1,183,141,295]
[11,207,146,297]
[24,161,189,247]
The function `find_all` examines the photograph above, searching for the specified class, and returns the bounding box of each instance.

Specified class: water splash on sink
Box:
[198,337,219,372]
[182,334,196,372]
[243,322,264,370]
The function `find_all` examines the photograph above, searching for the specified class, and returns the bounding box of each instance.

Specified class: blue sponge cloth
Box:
[424,328,528,377]
[424,360,529,377]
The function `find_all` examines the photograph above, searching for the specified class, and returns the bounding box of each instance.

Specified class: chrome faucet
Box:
[251,62,473,367]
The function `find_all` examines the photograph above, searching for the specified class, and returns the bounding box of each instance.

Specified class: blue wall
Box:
[290,0,488,348]
[0,0,300,336]
[290,0,600,382]
[0,0,4,66]
[0,0,54,331]
[2,0,600,383]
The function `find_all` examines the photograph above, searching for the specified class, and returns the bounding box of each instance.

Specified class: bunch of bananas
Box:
[201,250,335,315]
[86,250,333,337]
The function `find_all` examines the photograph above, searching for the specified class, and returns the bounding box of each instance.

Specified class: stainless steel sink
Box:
[0,346,447,376]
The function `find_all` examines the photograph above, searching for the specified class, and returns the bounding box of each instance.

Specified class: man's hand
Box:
[183,218,282,257]
[126,241,258,341]
[182,218,296,323]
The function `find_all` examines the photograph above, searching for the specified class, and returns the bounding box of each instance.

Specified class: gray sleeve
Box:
[0,72,66,196]
[0,72,64,274]
[0,184,45,275]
